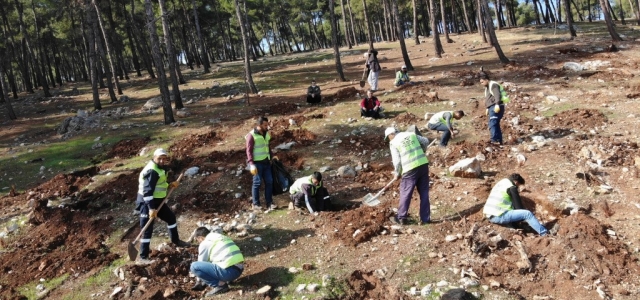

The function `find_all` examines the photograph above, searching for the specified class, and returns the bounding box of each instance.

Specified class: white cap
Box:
[401,65,407,69]
[363,52,370,58]
[153,148,168,157]
[384,127,398,141]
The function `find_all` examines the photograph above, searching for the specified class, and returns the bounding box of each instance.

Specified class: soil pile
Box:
[176,190,248,215]
[206,150,246,166]
[259,102,300,116]
[277,152,305,170]
[338,270,403,300]
[106,137,150,159]
[0,209,117,299]
[270,128,316,146]
[123,249,195,299]
[393,112,421,125]
[551,109,607,130]
[270,115,307,129]
[169,131,225,159]
[323,205,393,246]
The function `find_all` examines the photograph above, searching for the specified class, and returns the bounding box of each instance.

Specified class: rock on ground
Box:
[448,158,482,178]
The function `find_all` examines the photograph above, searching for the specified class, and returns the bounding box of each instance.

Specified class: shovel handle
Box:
[131,173,184,244]
[373,178,397,198]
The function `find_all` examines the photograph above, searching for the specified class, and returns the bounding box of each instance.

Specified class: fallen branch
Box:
[514,240,532,273]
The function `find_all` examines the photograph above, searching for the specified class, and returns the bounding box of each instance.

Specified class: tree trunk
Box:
[619,0,627,25]
[124,4,142,77]
[339,0,353,49]
[0,61,17,120]
[191,0,211,73]
[564,0,577,38]
[556,0,562,23]
[600,0,623,40]
[480,0,509,63]
[85,0,101,110]
[413,0,421,44]
[429,0,444,57]
[635,0,640,25]
[347,0,359,45]
[476,0,487,42]
[587,0,592,21]
[495,0,502,29]
[440,0,453,42]
[532,0,542,24]
[329,0,347,81]
[234,0,259,93]
[144,0,175,124]
[607,0,619,21]
[15,0,50,97]
[93,17,118,103]
[421,0,431,36]
[157,0,184,109]
[392,0,414,70]
[451,0,459,33]
[382,0,391,41]
[130,0,156,78]
[362,0,375,49]
[460,0,472,32]
[93,0,122,96]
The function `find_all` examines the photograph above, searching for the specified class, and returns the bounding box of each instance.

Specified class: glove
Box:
[249,164,258,175]
[493,105,501,113]
[313,212,319,216]
[392,171,400,181]
[272,156,279,161]
[149,209,158,218]
[485,109,489,116]
[169,181,179,189]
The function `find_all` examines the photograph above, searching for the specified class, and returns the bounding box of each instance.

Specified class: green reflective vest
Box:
[206,233,245,268]
[289,175,321,195]
[483,178,515,217]
[485,81,510,104]
[138,161,168,199]
[390,132,429,174]
[428,111,454,126]
[249,130,271,161]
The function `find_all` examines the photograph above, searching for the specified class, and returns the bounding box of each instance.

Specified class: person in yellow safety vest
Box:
[394,65,411,86]
[479,72,506,145]
[483,173,550,236]
[245,116,279,211]
[427,110,465,147]
[190,227,244,296]
[289,172,331,215]
[135,148,190,265]
[385,127,431,225]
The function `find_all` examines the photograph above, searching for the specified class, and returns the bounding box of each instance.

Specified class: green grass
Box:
[60,258,128,300]
[19,274,69,300]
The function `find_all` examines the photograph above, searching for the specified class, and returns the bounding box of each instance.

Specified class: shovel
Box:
[127,173,183,261]
[362,178,397,206]
[359,65,368,88]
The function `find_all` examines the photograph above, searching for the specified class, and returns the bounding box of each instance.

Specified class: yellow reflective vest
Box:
[204,233,244,268]
[290,175,321,195]
[428,111,454,126]
[484,81,510,104]
[249,130,271,161]
[138,161,168,200]
[483,178,515,217]
[390,132,429,175]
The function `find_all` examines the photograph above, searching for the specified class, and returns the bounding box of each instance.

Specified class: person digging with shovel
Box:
[134,148,190,265]
[385,127,431,225]
[190,226,244,296]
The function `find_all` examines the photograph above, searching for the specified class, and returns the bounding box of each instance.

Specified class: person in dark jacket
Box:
[306,80,321,104]
[479,72,504,145]
[360,90,382,119]
[365,49,381,91]
[289,172,330,215]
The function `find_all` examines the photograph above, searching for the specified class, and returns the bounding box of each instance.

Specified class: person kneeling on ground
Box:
[289,172,331,215]
[394,65,411,86]
[306,79,321,104]
[427,110,464,147]
[483,173,549,236]
[360,90,382,119]
[190,227,244,297]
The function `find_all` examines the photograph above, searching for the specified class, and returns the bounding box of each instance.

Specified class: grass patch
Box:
[19,274,69,300]
[59,258,128,300]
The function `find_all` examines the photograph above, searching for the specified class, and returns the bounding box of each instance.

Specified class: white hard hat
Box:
[384,127,398,141]
[153,148,168,157]
[401,65,407,69]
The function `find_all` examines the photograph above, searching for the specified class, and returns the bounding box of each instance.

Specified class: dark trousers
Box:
[488,104,504,143]
[290,187,331,212]
[427,123,451,146]
[137,199,180,259]
[361,108,380,119]
[307,95,321,104]
[397,164,430,223]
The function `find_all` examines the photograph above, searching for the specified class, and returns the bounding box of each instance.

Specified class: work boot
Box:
[205,284,229,297]
[252,204,262,211]
[548,223,560,236]
[173,240,191,248]
[389,216,407,225]
[191,281,206,291]
[135,258,155,266]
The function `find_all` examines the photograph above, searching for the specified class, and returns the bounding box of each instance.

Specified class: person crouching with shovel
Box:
[384,127,431,225]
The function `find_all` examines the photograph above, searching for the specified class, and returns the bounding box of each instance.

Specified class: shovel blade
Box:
[127,242,139,261]
[362,193,381,206]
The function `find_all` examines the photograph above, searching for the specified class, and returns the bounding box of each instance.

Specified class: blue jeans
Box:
[488,104,504,143]
[252,161,273,206]
[190,262,242,287]
[489,209,548,235]
[427,123,451,146]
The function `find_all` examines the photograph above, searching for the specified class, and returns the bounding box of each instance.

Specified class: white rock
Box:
[289,267,300,274]
[448,158,482,178]
[436,280,449,287]
[295,284,307,293]
[531,136,546,143]
[445,235,458,242]
[253,237,262,242]
[142,96,163,110]
[110,287,123,298]
[306,284,319,292]
[256,285,271,295]
[562,62,584,72]
[516,154,526,166]
[546,95,559,102]
[274,142,296,150]
[291,239,297,244]
[318,166,331,172]
[409,286,418,295]
[460,277,480,288]
[420,285,432,296]
[337,165,357,178]
[322,275,333,287]
[184,167,200,177]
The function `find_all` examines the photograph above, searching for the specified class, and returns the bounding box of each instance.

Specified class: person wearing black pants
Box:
[289,172,331,215]
[307,80,321,104]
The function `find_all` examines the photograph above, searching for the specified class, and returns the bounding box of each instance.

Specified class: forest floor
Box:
[2,22,640,300]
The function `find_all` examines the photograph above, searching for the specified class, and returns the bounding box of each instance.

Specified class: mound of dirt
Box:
[393,112,421,125]
[323,205,393,246]
[106,137,150,159]
[123,249,194,299]
[469,213,639,299]
[270,128,316,146]
[277,152,305,170]
[257,102,300,116]
[76,172,140,208]
[338,270,403,300]
[169,131,225,159]
[270,115,307,130]
[521,65,565,79]
[551,109,607,130]
[206,150,246,165]
[176,190,248,215]
[31,167,99,200]
[0,209,117,299]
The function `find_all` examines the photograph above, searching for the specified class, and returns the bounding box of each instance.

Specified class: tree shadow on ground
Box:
[235,266,295,298]
[433,203,484,222]
[236,227,315,258]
